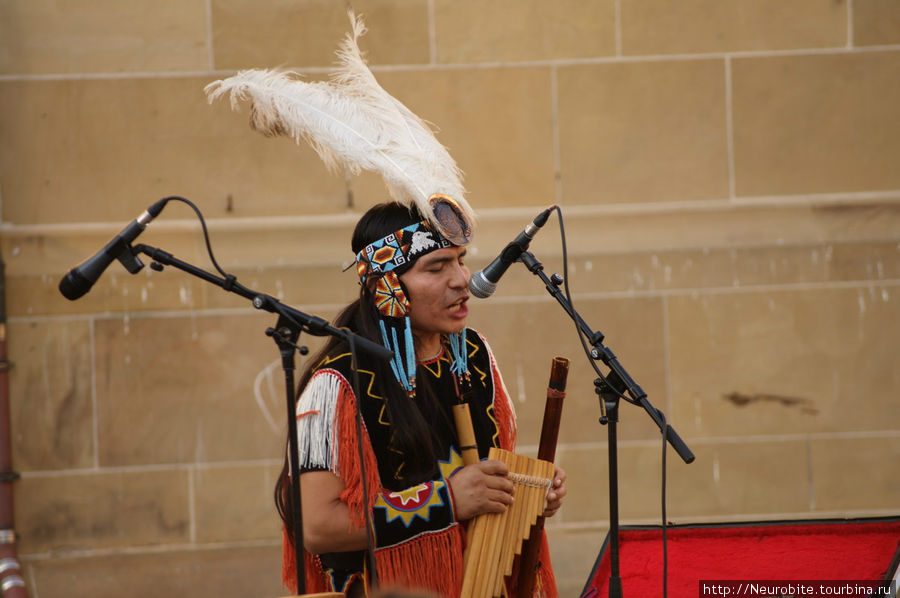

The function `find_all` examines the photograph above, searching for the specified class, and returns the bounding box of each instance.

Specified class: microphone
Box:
[468,205,555,298]
[58,199,168,300]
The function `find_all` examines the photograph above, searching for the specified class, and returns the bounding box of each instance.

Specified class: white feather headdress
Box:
[205,11,475,244]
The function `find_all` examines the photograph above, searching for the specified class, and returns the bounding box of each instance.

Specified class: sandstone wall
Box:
[1,1,898,596]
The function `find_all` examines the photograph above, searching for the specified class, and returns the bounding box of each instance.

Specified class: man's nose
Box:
[451,263,470,289]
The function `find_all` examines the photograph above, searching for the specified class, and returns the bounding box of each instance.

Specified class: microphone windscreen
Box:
[58,270,93,301]
[468,271,495,299]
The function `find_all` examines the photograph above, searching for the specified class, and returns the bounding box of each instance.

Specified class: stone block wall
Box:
[1,1,898,596]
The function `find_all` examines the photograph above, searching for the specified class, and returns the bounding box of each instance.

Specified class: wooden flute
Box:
[513,356,569,597]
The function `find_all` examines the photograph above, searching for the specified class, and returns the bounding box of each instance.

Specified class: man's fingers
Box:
[542,465,567,518]
[491,487,514,505]
[474,459,514,495]
[477,459,509,476]
[483,489,513,512]
[484,473,515,495]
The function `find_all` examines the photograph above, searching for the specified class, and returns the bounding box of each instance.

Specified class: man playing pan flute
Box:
[206,12,566,598]
[278,201,566,597]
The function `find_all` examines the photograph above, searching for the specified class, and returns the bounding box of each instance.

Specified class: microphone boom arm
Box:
[518,250,694,464]
[132,243,393,362]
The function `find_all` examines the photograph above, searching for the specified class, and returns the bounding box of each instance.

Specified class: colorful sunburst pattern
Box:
[373,271,409,318]
[374,480,450,527]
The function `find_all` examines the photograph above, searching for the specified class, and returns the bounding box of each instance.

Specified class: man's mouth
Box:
[448,297,468,312]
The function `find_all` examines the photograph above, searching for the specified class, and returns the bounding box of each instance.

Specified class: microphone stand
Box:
[518,251,695,598]
[129,243,392,594]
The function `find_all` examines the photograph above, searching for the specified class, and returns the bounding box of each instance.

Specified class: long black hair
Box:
[275,202,451,532]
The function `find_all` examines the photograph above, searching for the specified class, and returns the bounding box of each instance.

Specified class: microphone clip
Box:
[114,241,145,275]
[499,240,528,265]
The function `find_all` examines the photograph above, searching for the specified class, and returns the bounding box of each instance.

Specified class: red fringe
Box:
[334,379,381,529]
[373,526,465,598]
[282,527,331,594]
[281,527,294,592]
[491,361,517,451]
[283,525,466,596]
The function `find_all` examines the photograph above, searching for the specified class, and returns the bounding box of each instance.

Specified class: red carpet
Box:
[582,517,900,597]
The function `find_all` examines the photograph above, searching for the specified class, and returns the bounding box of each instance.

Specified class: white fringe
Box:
[295,370,344,472]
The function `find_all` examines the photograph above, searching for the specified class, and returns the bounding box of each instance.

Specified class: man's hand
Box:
[543,465,567,518]
[447,459,515,521]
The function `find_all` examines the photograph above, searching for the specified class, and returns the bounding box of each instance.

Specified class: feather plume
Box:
[205,11,475,243]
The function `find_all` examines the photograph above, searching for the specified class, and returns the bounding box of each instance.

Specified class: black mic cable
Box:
[468,204,556,299]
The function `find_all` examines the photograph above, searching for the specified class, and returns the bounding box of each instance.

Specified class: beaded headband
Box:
[356,221,449,282]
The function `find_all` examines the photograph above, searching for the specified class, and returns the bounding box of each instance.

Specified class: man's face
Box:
[400,245,470,339]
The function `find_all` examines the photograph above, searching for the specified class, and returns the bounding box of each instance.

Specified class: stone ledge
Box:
[4,196,899,276]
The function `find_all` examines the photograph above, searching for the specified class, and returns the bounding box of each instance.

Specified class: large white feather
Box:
[205,11,475,241]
